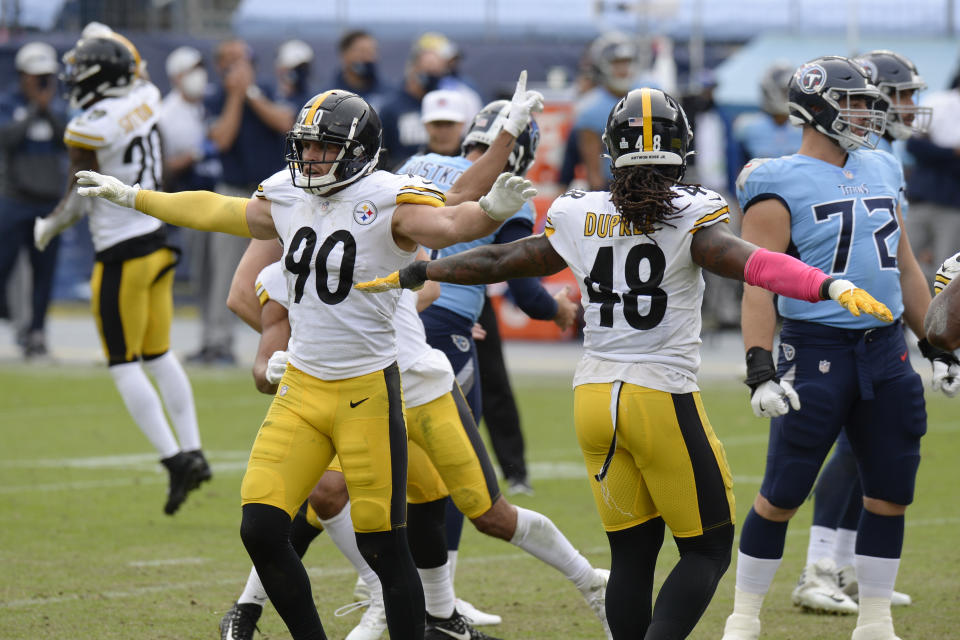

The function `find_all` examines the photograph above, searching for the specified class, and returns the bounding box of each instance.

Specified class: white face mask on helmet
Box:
[180,68,207,100]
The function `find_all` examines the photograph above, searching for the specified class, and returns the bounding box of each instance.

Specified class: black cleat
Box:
[186,449,213,485]
[426,611,504,640]
[219,602,262,640]
[161,451,207,515]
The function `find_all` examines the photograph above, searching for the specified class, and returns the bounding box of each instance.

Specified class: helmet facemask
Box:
[876,81,931,139]
[285,117,379,196]
[791,86,887,150]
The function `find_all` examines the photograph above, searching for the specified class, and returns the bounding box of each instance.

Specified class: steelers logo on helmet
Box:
[285,90,382,196]
[461,100,541,177]
[601,87,692,181]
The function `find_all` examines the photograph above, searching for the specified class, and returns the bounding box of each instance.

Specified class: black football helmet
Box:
[461,100,540,176]
[61,37,136,110]
[787,56,887,150]
[602,87,692,180]
[760,61,794,116]
[855,50,931,139]
[285,90,382,195]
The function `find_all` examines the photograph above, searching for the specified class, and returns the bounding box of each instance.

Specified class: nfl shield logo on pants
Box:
[818,360,831,374]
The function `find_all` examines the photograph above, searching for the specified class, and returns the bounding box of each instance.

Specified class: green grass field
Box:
[1,364,958,639]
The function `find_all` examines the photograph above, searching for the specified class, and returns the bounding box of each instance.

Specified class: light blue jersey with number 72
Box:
[736,150,905,328]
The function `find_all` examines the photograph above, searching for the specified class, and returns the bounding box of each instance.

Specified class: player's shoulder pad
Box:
[255,169,301,203]
[735,157,778,192]
[386,170,446,208]
[255,261,288,309]
[64,104,120,150]
[671,185,731,233]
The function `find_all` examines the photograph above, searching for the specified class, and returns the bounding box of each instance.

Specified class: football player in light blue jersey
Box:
[732,62,803,164]
[723,56,958,640]
[792,49,943,615]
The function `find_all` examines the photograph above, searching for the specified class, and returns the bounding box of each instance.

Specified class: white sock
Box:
[834,528,857,569]
[447,549,458,585]
[854,554,900,599]
[419,565,456,618]
[318,502,382,599]
[238,566,269,607]
[857,596,893,626]
[731,586,766,618]
[143,351,201,451]
[510,506,595,593]
[805,525,837,565]
[735,551,782,596]
[109,361,179,459]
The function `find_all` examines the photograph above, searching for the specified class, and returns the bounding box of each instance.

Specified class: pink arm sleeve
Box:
[743,248,829,303]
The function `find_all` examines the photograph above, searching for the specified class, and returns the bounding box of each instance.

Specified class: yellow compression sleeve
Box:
[134,190,253,237]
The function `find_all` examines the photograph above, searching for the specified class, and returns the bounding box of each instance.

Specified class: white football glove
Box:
[75,170,139,208]
[931,360,960,397]
[265,350,289,385]
[34,217,59,251]
[502,69,545,138]
[750,379,801,418]
[478,172,537,221]
[934,251,960,295]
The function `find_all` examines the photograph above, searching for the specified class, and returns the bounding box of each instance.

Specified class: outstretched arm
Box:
[74,170,278,239]
[357,234,566,292]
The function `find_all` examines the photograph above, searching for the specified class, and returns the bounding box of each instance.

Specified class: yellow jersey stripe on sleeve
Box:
[544,227,556,237]
[255,184,266,199]
[398,184,446,202]
[693,206,730,226]
[255,281,270,307]
[396,193,445,207]
[935,274,951,285]
[63,138,101,151]
[65,129,105,142]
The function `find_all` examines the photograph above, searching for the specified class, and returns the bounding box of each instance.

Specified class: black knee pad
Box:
[406,498,449,568]
[675,523,734,577]
[240,503,292,560]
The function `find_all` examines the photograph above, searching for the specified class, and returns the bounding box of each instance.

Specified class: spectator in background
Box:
[275,39,314,112]
[193,38,294,365]
[574,31,640,191]
[558,53,599,192]
[416,32,483,127]
[420,89,469,156]
[324,29,391,113]
[732,61,802,171]
[905,70,960,285]
[378,37,457,169]
[0,42,67,358]
[159,46,219,193]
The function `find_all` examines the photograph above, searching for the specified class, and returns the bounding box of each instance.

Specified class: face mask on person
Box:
[349,61,377,83]
[417,72,444,94]
[180,68,208,100]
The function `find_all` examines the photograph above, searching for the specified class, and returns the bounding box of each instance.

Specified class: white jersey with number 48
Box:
[64,80,164,252]
[544,185,730,393]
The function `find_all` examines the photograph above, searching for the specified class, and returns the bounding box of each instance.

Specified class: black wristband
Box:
[744,346,778,391]
[819,277,835,301]
[918,337,960,366]
[399,260,429,290]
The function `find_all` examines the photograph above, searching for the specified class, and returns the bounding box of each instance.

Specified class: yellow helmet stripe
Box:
[303,91,335,127]
[641,88,653,152]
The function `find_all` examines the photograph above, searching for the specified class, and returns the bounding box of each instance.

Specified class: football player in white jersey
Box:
[32,36,209,516]
[355,87,893,640]
[926,251,960,351]
[76,87,539,640]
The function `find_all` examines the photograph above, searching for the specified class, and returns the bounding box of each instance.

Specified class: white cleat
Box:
[456,598,502,626]
[851,617,902,640]
[580,568,612,640]
[335,597,387,640]
[721,612,761,640]
[792,558,858,614]
[838,565,912,607]
[353,574,371,600]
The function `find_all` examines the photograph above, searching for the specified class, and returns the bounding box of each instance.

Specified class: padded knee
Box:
[407,499,448,568]
[351,498,391,533]
[675,523,734,581]
[240,503,292,561]
[761,460,821,510]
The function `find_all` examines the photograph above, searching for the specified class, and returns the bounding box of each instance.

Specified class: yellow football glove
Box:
[828,279,893,323]
[355,262,428,293]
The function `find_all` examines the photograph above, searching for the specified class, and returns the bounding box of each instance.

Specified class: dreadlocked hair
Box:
[609,165,691,237]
